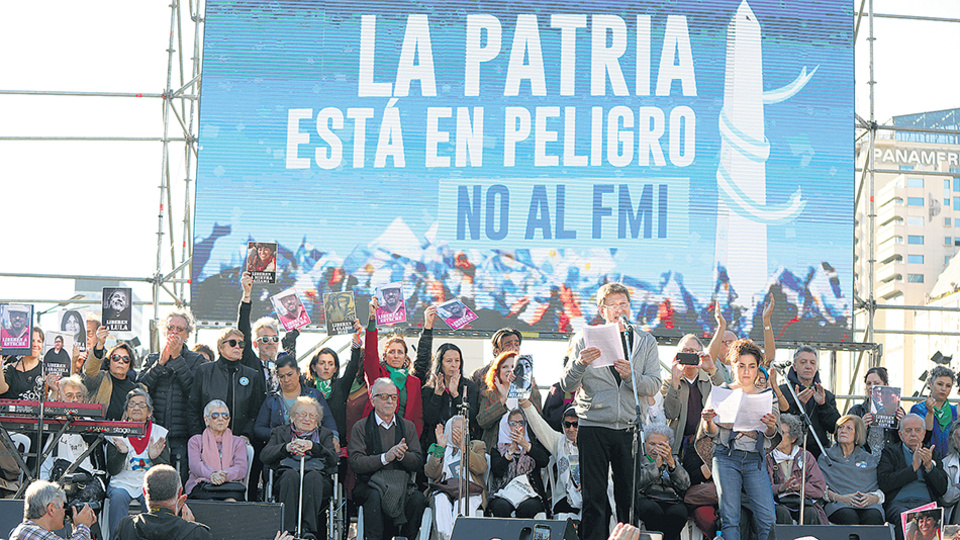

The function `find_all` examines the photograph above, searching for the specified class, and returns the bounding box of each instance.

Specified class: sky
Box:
[1,0,959,380]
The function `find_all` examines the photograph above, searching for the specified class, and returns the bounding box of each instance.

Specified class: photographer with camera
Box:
[9,480,97,540]
[115,464,211,540]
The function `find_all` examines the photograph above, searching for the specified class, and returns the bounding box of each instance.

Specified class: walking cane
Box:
[297,454,305,539]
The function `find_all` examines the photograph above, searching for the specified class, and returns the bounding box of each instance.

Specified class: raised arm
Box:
[707,302,726,365]
[762,294,776,365]
[521,399,561,455]
[413,306,436,382]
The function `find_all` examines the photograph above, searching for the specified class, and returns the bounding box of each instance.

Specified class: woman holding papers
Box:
[698,339,780,540]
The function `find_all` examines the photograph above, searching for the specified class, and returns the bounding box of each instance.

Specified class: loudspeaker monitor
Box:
[188,500,283,540]
[451,517,578,540]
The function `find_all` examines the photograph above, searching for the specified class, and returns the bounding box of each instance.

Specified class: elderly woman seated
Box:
[185,399,249,501]
[766,413,827,525]
[261,396,337,538]
[105,388,170,538]
[487,408,549,519]
[818,414,884,525]
[636,423,690,540]
[425,415,487,540]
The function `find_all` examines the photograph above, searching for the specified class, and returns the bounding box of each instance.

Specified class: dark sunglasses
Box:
[508,420,526,427]
[208,412,230,419]
[257,336,280,344]
[563,420,579,429]
[110,355,131,364]
[223,339,245,348]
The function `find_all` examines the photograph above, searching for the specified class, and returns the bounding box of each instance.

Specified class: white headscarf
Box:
[441,415,466,481]
[498,410,531,446]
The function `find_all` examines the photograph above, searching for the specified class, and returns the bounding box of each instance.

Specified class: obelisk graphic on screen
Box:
[715,0,812,307]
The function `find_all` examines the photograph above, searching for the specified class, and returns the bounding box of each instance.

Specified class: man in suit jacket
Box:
[878,413,948,540]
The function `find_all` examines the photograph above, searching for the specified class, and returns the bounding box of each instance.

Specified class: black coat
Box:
[877,442,948,504]
[138,349,204,440]
[416,328,479,447]
[261,423,338,476]
[189,358,265,438]
[778,367,841,458]
[116,506,211,540]
[308,345,362,441]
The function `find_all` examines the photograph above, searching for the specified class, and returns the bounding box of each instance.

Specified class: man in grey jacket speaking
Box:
[560,282,662,540]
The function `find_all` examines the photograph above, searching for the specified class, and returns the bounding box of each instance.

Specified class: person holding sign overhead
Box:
[559,282,662,540]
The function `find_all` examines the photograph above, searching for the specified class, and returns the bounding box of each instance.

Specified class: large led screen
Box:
[193,0,853,341]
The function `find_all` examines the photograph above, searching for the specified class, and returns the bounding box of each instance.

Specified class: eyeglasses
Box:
[127,402,149,410]
[374,393,398,402]
[167,324,187,333]
[294,412,318,419]
[603,301,630,310]
[563,421,579,429]
[223,339,245,348]
[508,420,526,427]
[257,336,280,344]
[111,355,131,364]
[208,412,230,419]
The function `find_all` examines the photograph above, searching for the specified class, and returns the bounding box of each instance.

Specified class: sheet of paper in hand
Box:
[375,282,407,325]
[0,303,33,355]
[101,287,133,332]
[271,288,311,331]
[437,299,477,330]
[323,291,356,335]
[56,308,87,352]
[507,355,533,400]
[245,241,278,283]
[42,330,73,378]
[583,323,622,368]
[709,386,773,432]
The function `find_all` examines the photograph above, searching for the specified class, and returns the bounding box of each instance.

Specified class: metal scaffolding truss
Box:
[0,0,203,351]
[1,0,958,394]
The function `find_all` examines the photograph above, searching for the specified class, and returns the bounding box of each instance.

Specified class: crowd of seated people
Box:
[6,278,960,540]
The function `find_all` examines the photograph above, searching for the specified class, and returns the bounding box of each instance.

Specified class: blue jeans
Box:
[713,449,776,540]
[107,484,146,538]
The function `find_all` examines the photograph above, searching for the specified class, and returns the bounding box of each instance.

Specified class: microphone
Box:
[618,315,633,333]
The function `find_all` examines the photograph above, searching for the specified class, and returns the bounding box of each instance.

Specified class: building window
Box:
[946,179,952,191]
[908,255,924,264]
[955,177,960,192]
[907,178,924,188]
[946,218,952,227]
[907,274,924,283]
[908,235,924,245]
[907,216,924,226]
[955,197,960,211]
[901,165,915,171]
[908,197,924,207]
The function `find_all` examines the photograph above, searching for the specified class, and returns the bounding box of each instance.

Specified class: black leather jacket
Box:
[188,357,265,438]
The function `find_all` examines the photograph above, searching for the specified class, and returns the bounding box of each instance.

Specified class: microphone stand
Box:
[620,316,645,528]
[783,381,828,525]
[457,385,470,517]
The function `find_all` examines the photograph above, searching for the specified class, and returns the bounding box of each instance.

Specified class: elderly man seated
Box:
[116,464,211,540]
[349,377,425,540]
[879,413,948,540]
[9,480,97,540]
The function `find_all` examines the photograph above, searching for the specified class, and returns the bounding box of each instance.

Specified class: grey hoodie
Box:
[560,327,662,430]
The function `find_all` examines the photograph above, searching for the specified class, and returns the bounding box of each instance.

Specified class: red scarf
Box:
[129,420,153,455]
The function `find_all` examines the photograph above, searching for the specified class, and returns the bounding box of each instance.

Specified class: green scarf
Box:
[349,376,365,395]
[385,363,408,393]
[315,378,332,399]
[935,401,953,430]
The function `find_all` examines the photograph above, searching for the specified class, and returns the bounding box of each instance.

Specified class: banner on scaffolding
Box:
[193,0,854,341]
